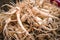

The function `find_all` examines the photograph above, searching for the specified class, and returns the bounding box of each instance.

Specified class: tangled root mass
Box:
[0,0,60,40]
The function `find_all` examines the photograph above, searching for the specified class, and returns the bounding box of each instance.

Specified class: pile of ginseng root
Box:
[0,0,60,40]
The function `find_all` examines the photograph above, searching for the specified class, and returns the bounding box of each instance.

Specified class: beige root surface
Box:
[0,0,60,40]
